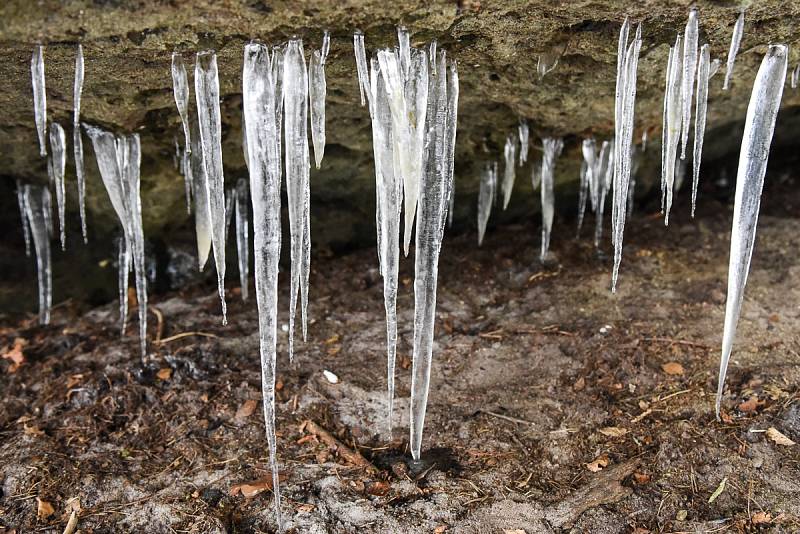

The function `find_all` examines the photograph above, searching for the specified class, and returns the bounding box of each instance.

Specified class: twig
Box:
[150,306,164,343]
[153,331,218,345]
[654,389,692,404]
[479,410,535,426]
[302,420,376,472]
[641,337,710,349]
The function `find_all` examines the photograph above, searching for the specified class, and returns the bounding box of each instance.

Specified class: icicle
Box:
[661,46,673,214]
[353,31,370,107]
[235,178,250,301]
[84,125,148,359]
[74,44,87,243]
[716,45,787,419]
[195,50,228,324]
[284,38,312,359]
[594,142,613,248]
[397,27,411,80]
[531,161,541,190]
[518,120,530,166]
[31,45,47,157]
[709,58,721,79]
[680,9,698,160]
[443,61,458,230]
[500,134,517,209]
[540,137,563,261]
[610,22,642,292]
[429,41,438,76]
[663,34,684,225]
[791,64,799,89]
[171,52,192,156]
[49,123,67,250]
[477,162,496,246]
[723,11,744,91]
[224,187,235,238]
[16,181,32,257]
[369,56,403,433]
[536,53,559,79]
[691,44,710,218]
[23,186,52,325]
[577,138,596,236]
[641,129,647,152]
[410,51,457,460]
[189,114,212,270]
[43,187,53,238]
[117,236,129,334]
[243,42,284,528]
[309,31,330,169]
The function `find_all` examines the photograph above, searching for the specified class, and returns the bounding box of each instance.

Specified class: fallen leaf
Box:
[297,503,315,513]
[752,511,772,525]
[503,530,526,534]
[632,528,650,534]
[738,397,763,413]
[24,423,45,437]
[36,497,55,519]
[661,362,684,375]
[599,426,628,438]
[2,338,27,373]
[235,399,258,421]
[63,510,79,534]
[230,473,288,498]
[766,427,796,446]
[327,345,341,356]
[676,509,688,521]
[366,480,390,496]
[66,374,84,389]
[586,454,609,473]
[434,526,447,534]
[156,368,172,380]
[573,376,585,392]
[708,477,727,504]
[324,334,340,344]
[633,472,651,485]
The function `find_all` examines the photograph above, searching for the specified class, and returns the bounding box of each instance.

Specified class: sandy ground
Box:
[1,183,799,533]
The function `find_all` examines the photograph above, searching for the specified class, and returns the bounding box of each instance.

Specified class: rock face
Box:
[0,1,799,310]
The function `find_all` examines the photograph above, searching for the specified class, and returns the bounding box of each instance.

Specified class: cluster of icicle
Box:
[355,27,459,460]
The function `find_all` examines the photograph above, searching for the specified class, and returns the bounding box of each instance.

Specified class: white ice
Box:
[723,11,745,91]
[577,138,596,236]
[309,31,330,169]
[23,185,52,325]
[171,52,192,158]
[663,34,684,225]
[680,9,698,160]
[235,178,250,301]
[477,161,497,246]
[189,114,212,270]
[540,137,563,261]
[16,181,32,257]
[31,46,47,157]
[716,45,787,419]
[518,120,529,166]
[74,44,87,243]
[49,122,67,250]
[501,134,517,209]
[594,141,613,248]
[691,44,710,218]
[353,31,370,107]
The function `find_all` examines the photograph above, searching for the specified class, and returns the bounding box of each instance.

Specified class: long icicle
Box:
[235,178,250,301]
[577,139,596,236]
[171,52,193,214]
[195,50,228,324]
[716,45,787,419]
[284,38,312,360]
[723,11,745,91]
[49,122,67,250]
[243,42,283,529]
[189,112,212,270]
[501,134,517,209]
[664,34,683,225]
[540,137,563,261]
[691,44,710,218]
[31,45,47,157]
[74,44,87,243]
[309,31,330,169]
[477,162,496,245]
[16,181,32,257]
[680,9,698,160]
[23,186,52,325]
[353,31,370,107]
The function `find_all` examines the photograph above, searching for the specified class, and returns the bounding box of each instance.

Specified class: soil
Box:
[1,179,799,533]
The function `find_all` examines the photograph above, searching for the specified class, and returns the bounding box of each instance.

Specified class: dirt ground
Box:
[1,181,799,533]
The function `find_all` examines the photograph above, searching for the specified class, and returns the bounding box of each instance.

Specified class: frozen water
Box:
[723,11,745,91]
[477,162,497,246]
[691,44,710,218]
[23,185,52,325]
[680,9,698,160]
[540,137,563,261]
[309,31,330,169]
[235,178,250,301]
[74,44,87,243]
[518,120,529,166]
[501,134,517,209]
[49,122,67,250]
[31,46,47,157]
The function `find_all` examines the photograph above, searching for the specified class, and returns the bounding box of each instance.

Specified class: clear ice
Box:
[691,44,710,218]
[577,138,596,236]
[49,122,67,250]
[477,161,497,246]
[16,181,32,257]
[235,178,250,301]
[195,50,228,324]
[540,137,563,261]
[410,50,457,460]
[171,52,192,159]
[74,44,87,243]
[662,34,684,225]
[723,11,745,91]
[243,41,284,528]
[716,45,787,419]
[189,114,212,270]
[31,46,47,157]
[284,38,312,360]
[309,31,330,169]
[518,120,530,166]
[353,31,370,107]
[594,141,613,248]
[501,134,517,209]
[791,63,799,89]
[23,185,52,325]
[680,9,698,160]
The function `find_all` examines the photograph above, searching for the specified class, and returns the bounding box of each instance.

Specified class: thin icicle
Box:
[243,42,284,528]
[716,45,787,419]
[663,34,684,225]
[74,44,87,243]
[709,58,721,79]
[31,45,47,157]
[49,122,67,250]
[189,114,212,270]
[369,56,402,434]
[443,60,458,229]
[354,31,370,107]
[791,64,799,89]
[195,50,228,324]
[171,52,192,157]
[531,161,541,190]
[117,236,129,334]
[680,9,699,160]
[501,134,517,209]
[16,181,32,257]
[641,129,647,152]
[410,51,457,460]
[309,31,330,169]
[477,162,497,246]
[661,46,673,213]
[235,178,250,301]
[284,38,312,360]
[594,142,613,248]
[225,188,235,240]
[577,138,596,236]
[518,120,530,166]
[723,11,744,91]
[23,186,52,325]
[691,44,710,218]
[540,137,563,262]
[397,27,411,80]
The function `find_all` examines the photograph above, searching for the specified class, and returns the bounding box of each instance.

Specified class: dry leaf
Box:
[751,511,772,525]
[573,376,585,392]
[503,530,526,534]
[599,426,628,438]
[766,427,796,446]
[738,397,763,413]
[63,510,79,534]
[586,454,609,472]
[434,526,447,534]
[633,472,651,485]
[324,334,340,344]
[296,503,315,513]
[36,497,55,519]
[367,480,390,496]
[661,362,684,375]
[2,338,26,373]
[156,368,172,380]
[66,374,84,389]
[230,473,288,498]
[24,423,45,437]
[235,399,258,420]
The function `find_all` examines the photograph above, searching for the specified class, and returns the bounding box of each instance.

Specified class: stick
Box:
[302,420,376,472]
